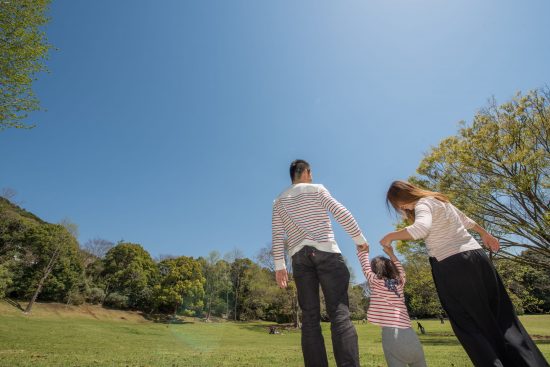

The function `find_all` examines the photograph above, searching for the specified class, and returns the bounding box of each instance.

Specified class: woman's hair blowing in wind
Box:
[386,180,449,222]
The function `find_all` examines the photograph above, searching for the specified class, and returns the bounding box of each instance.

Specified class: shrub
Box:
[104,292,129,309]
[86,287,105,305]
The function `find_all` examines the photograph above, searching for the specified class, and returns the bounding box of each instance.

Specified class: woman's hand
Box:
[481,233,500,253]
[379,233,394,248]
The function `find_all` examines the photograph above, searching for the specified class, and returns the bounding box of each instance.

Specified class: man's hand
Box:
[275,269,288,288]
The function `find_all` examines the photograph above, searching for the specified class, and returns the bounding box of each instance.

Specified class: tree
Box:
[0,262,13,299]
[199,251,230,320]
[59,217,79,239]
[102,242,158,310]
[82,237,114,261]
[0,197,83,311]
[348,284,369,320]
[152,256,205,316]
[412,89,550,269]
[256,244,275,273]
[493,249,550,314]
[0,0,52,130]
[0,188,17,201]
[255,243,300,326]
[256,242,293,274]
[22,223,82,313]
[223,248,244,318]
[230,258,254,321]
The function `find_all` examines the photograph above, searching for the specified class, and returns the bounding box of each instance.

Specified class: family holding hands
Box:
[271,160,548,367]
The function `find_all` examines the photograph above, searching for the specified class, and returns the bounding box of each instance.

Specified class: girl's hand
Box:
[379,234,393,248]
[356,243,369,253]
[481,233,500,253]
[382,244,395,257]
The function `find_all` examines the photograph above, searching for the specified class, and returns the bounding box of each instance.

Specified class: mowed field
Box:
[0,301,549,366]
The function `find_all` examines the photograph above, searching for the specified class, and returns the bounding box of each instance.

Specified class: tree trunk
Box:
[225,290,229,319]
[293,288,301,329]
[25,247,61,313]
[206,296,212,321]
[234,288,238,321]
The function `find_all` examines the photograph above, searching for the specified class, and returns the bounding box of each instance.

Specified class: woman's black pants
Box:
[430,249,548,367]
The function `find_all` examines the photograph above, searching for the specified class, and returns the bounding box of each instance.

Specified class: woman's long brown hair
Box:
[386,180,449,222]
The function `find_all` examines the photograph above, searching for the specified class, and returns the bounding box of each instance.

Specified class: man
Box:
[272,159,369,367]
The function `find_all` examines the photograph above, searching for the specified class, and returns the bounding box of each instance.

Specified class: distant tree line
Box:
[0,197,368,322]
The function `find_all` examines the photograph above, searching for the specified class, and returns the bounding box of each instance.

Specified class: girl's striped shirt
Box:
[405,197,481,261]
[358,251,411,329]
[272,183,367,271]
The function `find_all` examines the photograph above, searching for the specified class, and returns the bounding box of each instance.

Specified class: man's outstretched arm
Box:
[318,186,368,245]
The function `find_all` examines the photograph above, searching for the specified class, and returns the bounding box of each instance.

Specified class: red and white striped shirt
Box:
[358,251,411,329]
[271,183,367,271]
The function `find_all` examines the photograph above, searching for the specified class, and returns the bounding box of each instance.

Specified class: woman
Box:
[380,180,548,367]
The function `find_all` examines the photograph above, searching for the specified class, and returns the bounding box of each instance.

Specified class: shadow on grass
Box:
[420,338,463,346]
[4,298,24,311]
[142,313,195,324]
[421,333,550,346]
[238,323,300,335]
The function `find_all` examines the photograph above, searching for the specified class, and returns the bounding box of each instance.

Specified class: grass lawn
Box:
[1,301,548,366]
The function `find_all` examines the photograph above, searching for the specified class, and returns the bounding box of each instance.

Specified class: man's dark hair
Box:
[289,159,310,182]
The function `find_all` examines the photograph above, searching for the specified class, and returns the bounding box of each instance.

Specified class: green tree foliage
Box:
[198,251,231,320]
[152,256,205,315]
[0,262,13,298]
[229,258,254,321]
[348,284,369,320]
[0,197,82,311]
[0,0,52,130]
[494,249,550,314]
[102,243,158,310]
[412,89,550,269]
[18,224,82,303]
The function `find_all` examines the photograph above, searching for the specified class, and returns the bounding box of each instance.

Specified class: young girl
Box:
[381,180,548,367]
[357,243,427,367]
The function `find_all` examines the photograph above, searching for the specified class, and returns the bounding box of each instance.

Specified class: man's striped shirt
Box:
[271,183,367,271]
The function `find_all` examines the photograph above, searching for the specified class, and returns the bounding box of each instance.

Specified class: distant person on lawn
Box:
[271,159,369,367]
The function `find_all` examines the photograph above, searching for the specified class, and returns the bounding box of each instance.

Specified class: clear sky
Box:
[1,0,549,280]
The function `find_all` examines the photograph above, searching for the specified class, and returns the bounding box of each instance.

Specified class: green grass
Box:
[0,301,548,366]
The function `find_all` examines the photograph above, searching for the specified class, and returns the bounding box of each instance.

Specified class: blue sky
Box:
[1,0,549,280]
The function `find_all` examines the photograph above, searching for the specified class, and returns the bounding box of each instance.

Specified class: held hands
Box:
[379,233,393,248]
[382,243,395,257]
[380,233,398,259]
[275,269,288,289]
[356,243,369,253]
